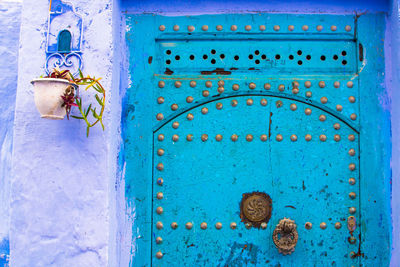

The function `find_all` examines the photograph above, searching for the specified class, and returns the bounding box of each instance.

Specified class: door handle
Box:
[273,218,298,255]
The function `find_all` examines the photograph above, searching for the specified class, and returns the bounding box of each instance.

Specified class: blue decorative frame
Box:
[45,0,83,76]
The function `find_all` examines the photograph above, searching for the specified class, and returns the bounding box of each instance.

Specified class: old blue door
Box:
[124,13,391,266]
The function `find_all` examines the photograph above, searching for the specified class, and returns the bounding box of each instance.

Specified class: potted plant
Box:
[31,68,105,137]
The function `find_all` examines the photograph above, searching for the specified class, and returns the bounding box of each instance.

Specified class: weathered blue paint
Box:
[124,13,390,266]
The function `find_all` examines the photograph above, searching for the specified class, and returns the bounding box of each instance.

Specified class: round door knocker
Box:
[240,192,272,228]
[272,218,298,255]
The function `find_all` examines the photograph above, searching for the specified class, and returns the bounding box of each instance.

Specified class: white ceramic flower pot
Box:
[31,78,78,120]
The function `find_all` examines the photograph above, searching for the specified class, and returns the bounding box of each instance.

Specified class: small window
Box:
[57,29,72,52]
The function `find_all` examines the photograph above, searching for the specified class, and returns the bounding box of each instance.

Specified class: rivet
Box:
[188,25,195,32]
[216,25,223,31]
[205,81,212,88]
[305,91,312,98]
[216,102,223,110]
[305,108,312,115]
[172,134,179,142]
[345,25,352,32]
[186,96,194,103]
[290,103,297,111]
[264,83,271,90]
[292,88,299,94]
[278,84,285,92]
[319,135,327,142]
[336,104,343,111]
[319,114,326,121]
[288,25,294,31]
[201,107,208,114]
[215,222,222,229]
[335,222,342,229]
[175,81,182,88]
[305,134,312,141]
[349,236,357,244]
[320,222,327,229]
[293,81,300,87]
[173,25,180,31]
[156,251,163,259]
[331,25,337,31]
[333,123,340,130]
[218,80,225,86]
[247,99,253,106]
[349,148,356,156]
[349,96,356,103]
[190,81,197,87]
[157,148,164,156]
[202,25,209,31]
[305,81,311,88]
[156,192,164,199]
[232,84,239,91]
[319,81,325,88]
[334,81,340,88]
[273,25,280,31]
[350,114,357,120]
[158,81,165,88]
[156,221,163,229]
[349,178,356,185]
[201,134,208,142]
[215,134,223,141]
[172,121,179,129]
[350,251,356,258]
[158,134,165,141]
[157,178,163,185]
[260,99,268,106]
[349,192,356,199]
[290,135,297,142]
[186,134,193,141]
[302,25,309,31]
[156,163,164,171]
[260,134,268,141]
[157,97,165,104]
[320,97,328,104]
[246,134,253,142]
[231,99,238,107]
[261,222,267,229]
[276,134,283,142]
[317,25,323,31]
[260,25,266,31]
[156,207,163,214]
[276,100,283,108]
[171,104,178,111]
[349,163,356,171]
[349,207,356,214]
[305,222,312,229]
[231,134,238,142]
[200,222,207,229]
[156,236,163,244]
[159,25,166,31]
[245,222,252,229]
[186,222,193,229]
[156,113,164,121]
[171,222,178,229]
[217,87,224,94]
[348,134,355,141]
[249,82,256,89]
[245,25,252,31]
[347,81,353,88]
[202,90,210,97]
[334,134,341,142]
[230,222,237,229]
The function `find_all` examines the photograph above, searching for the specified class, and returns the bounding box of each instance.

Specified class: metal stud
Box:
[278,84,285,92]
[159,25,166,31]
[158,81,165,88]
[186,96,194,103]
[319,114,326,121]
[171,104,178,111]
[172,121,179,129]
[349,178,356,185]
[218,80,225,86]
[156,221,163,229]
[349,207,356,214]
[215,134,223,141]
[331,25,337,31]
[319,135,327,142]
[157,192,164,199]
[216,102,223,110]
[186,134,193,141]
[349,236,357,244]
[305,134,312,141]
[347,81,353,88]
[305,222,312,229]
[349,163,356,171]
[288,25,294,31]
[231,99,238,107]
[292,81,300,88]
[247,99,253,106]
[291,135,297,142]
[305,91,312,98]
[216,25,223,31]
[249,82,256,89]
[205,81,212,88]
[232,84,239,91]
[350,251,356,258]
[200,222,207,229]
[350,113,357,120]
[334,81,340,88]
[186,222,193,229]
[260,99,268,106]
[175,81,181,88]
[156,207,163,214]
[348,134,355,141]
[245,222,252,229]
[333,123,340,130]
[320,222,327,229]
[215,222,222,229]
[157,148,164,156]
[335,222,342,229]
[157,97,165,104]
[230,25,237,31]
[334,134,341,142]
[202,90,210,97]
[156,163,164,171]
[158,134,165,141]
[217,87,224,94]
[320,97,328,104]
[292,88,299,94]
[188,25,195,32]
[190,80,197,87]
[349,148,356,156]
[305,81,311,88]
[157,178,163,185]
[349,192,356,199]
[345,25,352,32]
[336,104,343,111]
[302,25,309,31]
[229,222,237,229]
[319,81,325,88]
[173,25,180,31]
[317,25,323,31]
[246,134,253,142]
[260,134,268,141]
[349,96,356,103]
[156,113,164,121]
[201,107,208,114]
[276,100,283,108]
[264,83,271,90]
[201,134,208,142]
[231,134,238,142]
[156,237,163,244]
[172,134,179,142]
[305,108,312,115]
[202,25,208,31]
[260,25,266,31]
[245,25,252,31]
[289,103,297,111]
[276,134,283,142]
[156,251,163,259]
[273,25,280,31]
[171,222,178,229]
[261,222,267,229]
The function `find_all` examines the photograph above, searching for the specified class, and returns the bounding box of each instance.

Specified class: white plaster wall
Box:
[10,0,118,266]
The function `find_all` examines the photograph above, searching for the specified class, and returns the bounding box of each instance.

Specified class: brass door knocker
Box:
[272,218,298,255]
